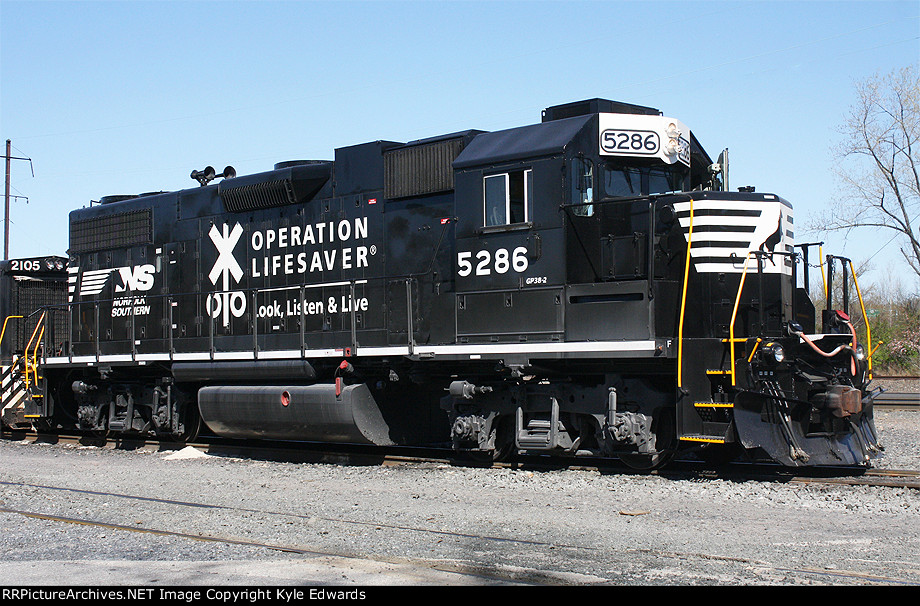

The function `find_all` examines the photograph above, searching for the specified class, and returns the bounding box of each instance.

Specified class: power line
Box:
[3,140,34,260]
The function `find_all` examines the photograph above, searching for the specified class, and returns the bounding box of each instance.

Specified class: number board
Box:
[598,114,691,166]
[6,257,66,274]
[601,129,660,156]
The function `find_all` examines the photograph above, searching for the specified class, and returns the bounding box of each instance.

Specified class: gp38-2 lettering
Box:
[457,247,528,276]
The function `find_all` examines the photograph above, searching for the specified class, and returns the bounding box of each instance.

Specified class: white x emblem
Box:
[206,223,247,328]
[208,223,244,286]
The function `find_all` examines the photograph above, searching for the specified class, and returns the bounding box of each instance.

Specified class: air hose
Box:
[789,313,858,376]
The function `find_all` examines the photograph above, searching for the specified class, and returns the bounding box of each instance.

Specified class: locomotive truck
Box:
[1,98,881,469]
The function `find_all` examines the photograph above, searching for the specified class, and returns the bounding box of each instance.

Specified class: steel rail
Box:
[0,479,593,552]
[874,392,920,408]
[4,430,919,490]
[0,502,551,585]
[4,502,914,585]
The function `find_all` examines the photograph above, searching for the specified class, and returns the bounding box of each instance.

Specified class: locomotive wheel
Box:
[697,442,742,466]
[32,417,56,434]
[461,450,498,466]
[90,405,110,441]
[179,404,202,443]
[619,449,675,471]
[618,407,677,471]
[91,427,110,440]
[492,417,516,462]
[459,421,516,465]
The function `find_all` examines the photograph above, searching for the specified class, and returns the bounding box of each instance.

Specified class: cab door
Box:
[453,160,565,345]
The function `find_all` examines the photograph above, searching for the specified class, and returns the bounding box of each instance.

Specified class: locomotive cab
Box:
[442,100,878,467]
[442,101,711,466]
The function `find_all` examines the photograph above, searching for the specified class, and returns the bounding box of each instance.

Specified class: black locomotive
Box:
[2,99,882,469]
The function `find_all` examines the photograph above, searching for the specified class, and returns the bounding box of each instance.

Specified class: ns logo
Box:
[115,264,156,293]
[72,263,156,301]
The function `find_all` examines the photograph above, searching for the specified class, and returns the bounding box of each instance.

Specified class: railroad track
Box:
[872,373,919,409]
[787,468,920,489]
[0,479,566,586]
[874,391,920,409]
[4,430,918,490]
[4,477,915,586]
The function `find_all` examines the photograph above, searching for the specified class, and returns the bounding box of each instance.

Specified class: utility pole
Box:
[4,139,10,260]
[3,139,34,260]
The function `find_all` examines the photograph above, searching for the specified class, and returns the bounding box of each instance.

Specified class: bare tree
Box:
[824,66,920,278]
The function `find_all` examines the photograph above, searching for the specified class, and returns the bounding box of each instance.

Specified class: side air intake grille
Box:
[70,209,152,253]
[219,179,297,212]
[385,138,463,199]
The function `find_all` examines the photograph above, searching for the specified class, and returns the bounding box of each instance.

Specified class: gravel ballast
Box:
[0,409,918,586]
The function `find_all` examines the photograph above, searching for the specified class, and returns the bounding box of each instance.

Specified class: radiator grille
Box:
[219,179,296,212]
[8,279,68,353]
[70,210,152,253]
[384,138,463,199]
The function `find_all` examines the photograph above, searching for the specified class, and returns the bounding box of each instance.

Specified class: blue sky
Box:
[1,0,918,291]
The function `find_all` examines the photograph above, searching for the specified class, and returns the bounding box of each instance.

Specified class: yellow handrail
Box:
[819,245,827,300]
[728,252,755,386]
[848,259,873,379]
[727,255,872,385]
[747,338,763,363]
[677,199,694,388]
[0,315,24,351]
[29,324,45,387]
[23,312,46,389]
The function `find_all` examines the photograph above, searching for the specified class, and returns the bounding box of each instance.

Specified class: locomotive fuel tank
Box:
[198,383,394,445]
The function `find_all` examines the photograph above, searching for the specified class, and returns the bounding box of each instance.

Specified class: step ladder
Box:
[1,356,36,429]
[679,353,739,445]
[2,312,49,429]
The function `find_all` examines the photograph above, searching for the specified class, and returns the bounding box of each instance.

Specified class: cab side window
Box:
[484,169,532,226]
[570,158,594,217]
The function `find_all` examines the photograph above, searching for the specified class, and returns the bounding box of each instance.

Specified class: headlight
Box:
[770,343,785,363]
[855,345,866,361]
[665,123,681,156]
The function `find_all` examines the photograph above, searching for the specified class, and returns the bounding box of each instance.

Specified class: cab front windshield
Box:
[602,162,686,198]
[570,158,688,217]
